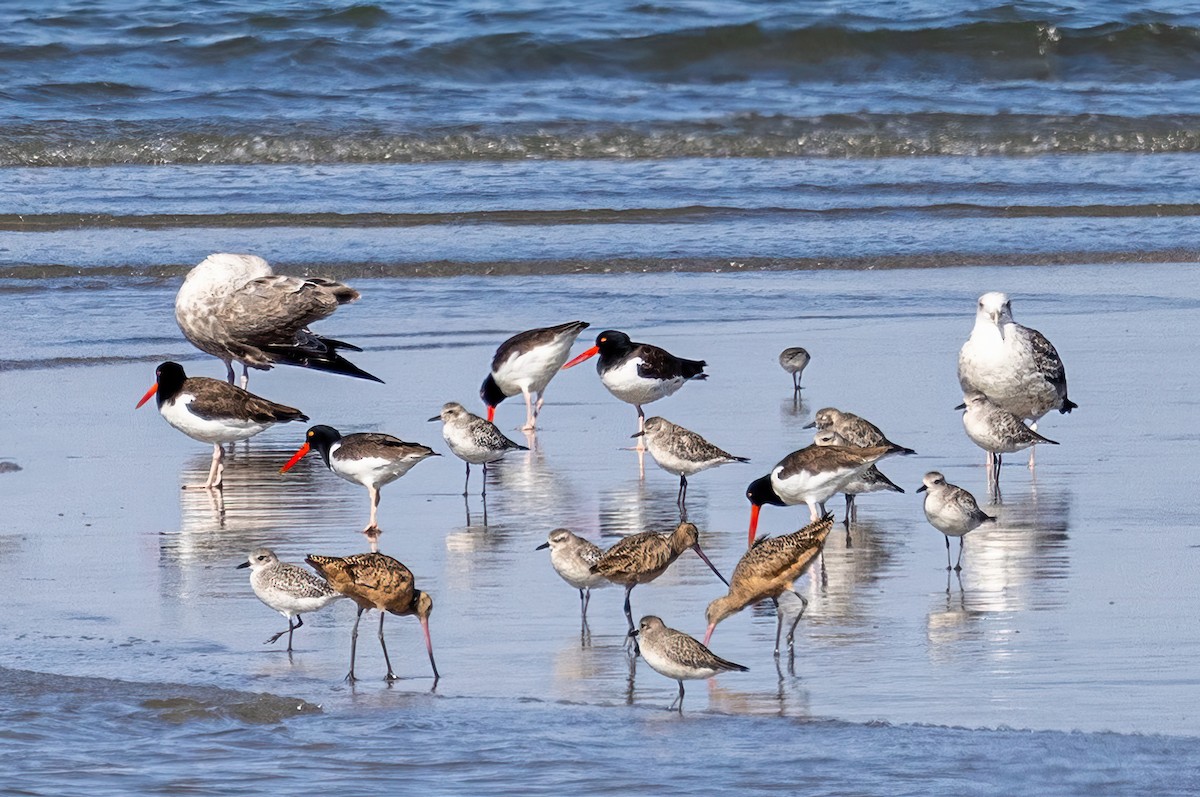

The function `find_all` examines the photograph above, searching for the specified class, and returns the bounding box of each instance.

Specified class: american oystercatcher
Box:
[175,252,381,388]
[280,425,438,547]
[428,401,528,496]
[480,320,591,431]
[136,361,308,490]
[562,330,707,442]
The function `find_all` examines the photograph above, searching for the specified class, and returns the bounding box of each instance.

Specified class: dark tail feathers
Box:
[263,335,384,383]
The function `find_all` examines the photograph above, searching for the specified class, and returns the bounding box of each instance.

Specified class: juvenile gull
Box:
[635,416,749,510]
[480,320,591,431]
[959,391,1058,498]
[136,361,308,489]
[631,616,747,712]
[778,347,811,394]
[175,252,380,387]
[237,548,343,652]
[917,471,995,570]
[429,401,528,496]
[536,528,608,620]
[812,430,904,525]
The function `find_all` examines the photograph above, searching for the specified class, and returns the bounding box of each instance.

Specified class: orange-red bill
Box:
[561,345,599,369]
[279,442,311,473]
[748,503,761,548]
[135,383,158,409]
[486,406,496,422]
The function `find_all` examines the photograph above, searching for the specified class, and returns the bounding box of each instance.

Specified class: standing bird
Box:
[959,392,1058,498]
[778,347,811,394]
[591,521,728,636]
[305,552,439,683]
[536,528,608,620]
[480,321,591,431]
[237,548,343,652]
[281,425,438,547]
[812,430,904,525]
[746,441,912,546]
[704,515,834,655]
[631,616,747,712]
[136,361,308,489]
[805,406,913,452]
[635,416,749,511]
[429,402,528,496]
[175,252,381,387]
[562,330,707,445]
[958,291,1075,467]
[917,471,995,570]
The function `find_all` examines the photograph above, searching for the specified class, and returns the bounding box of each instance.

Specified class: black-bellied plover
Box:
[281,425,438,548]
[917,471,995,570]
[805,406,915,452]
[812,430,904,525]
[174,252,380,387]
[635,416,748,511]
[778,347,811,394]
[136,361,308,490]
[959,391,1059,497]
[305,552,439,683]
[429,401,527,496]
[480,320,591,431]
[238,548,343,652]
[536,527,608,619]
[631,615,747,712]
[704,515,834,655]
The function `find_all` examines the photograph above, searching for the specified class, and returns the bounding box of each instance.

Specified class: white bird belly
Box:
[495,343,571,395]
[601,357,683,405]
[160,396,270,444]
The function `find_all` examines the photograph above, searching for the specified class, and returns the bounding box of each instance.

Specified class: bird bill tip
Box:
[486,406,496,422]
[279,442,311,473]
[535,542,550,550]
[235,561,250,569]
[562,345,599,369]
[135,383,158,409]
[916,485,927,492]
[702,624,716,647]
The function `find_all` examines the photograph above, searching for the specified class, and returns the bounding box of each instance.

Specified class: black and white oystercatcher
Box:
[136,361,308,490]
[175,252,381,387]
[480,321,590,431]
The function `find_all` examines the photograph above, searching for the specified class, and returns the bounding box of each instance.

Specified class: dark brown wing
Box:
[492,321,590,370]
[184,377,308,423]
[633,343,707,381]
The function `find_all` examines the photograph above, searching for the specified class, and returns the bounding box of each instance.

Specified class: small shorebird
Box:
[591,521,728,636]
[812,430,904,525]
[480,320,591,431]
[136,361,308,489]
[959,391,1058,498]
[536,528,608,620]
[635,416,749,511]
[631,616,747,712]
[562,330,707,444]
[745,441,911,545]
[237,548,343,652]
[429,401,527,496]
[778,347,811,394]
[805,406,913,452]
[175,252,381,387]
[305,552,439,683]
[958,291,1075,467]
[917,471,995,570]
[281,425,438,548]
[705,515,834,655]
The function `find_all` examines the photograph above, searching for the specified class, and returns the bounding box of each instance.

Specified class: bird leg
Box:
[944,535,952,571]
[669,681,685,713]
[223,359,236,385]
[954,538,965,572]
[482,462,488,498]
[623,584,639,654]
[1028,423,1038,470]
[266,615,304,651]
[520,387,536,432]
[364,487,382,548]
[792,372,801,394]
[240,363,250,390]
[193,443,225,490]
[634,407,646,452]
[378,612,397,682]
[534,391,545,419]
[677,475,688,519]
[346,606,365,683]
[785,591,809,651]
[843,493,854,527]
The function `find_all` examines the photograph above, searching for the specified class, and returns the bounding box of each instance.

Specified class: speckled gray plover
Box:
[812,430,904,525]
[959,391,1058,497]
[536,527,608,619]
[778,347,811,394]
[805,406,915,452]
[917,471,995,570]
[635,416,749,510]
[631,615,747,712]
[429,401,527,496]
[238,548,343,652]
[480,321,591,431]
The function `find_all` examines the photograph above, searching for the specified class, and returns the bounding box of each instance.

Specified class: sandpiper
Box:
[635,416,749,510]
[237,548,343,652]
[537,528,608,620]
[778,347,811,393]
[631,616,747,712]
[137,361,308,489]
[812,430,904,525]
[175,252,380,387]
[429,401,527,496]
[917,471,995,570]
[480,320,591,431]
[705,515,834,655]
[305,552,439,683]
[805,406,914,452]
[959,391,1059,496]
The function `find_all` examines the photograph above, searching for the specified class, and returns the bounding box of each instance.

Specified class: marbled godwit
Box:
[429,401,527,496]
[480,320,590,431]
[562,330,707,445]
[175,252,381,387]
[631,616,747,712]
[805,406,915,453]
[591,521,728,636]
[704,515,834,655]
[635,416,748,511]
[959,391,1059,497]
[958,291,1075,468]
[237,548,343,652]
[281,425,438,548]
[536,528,607,620]
[745,442,910,545]
[917,471,995,570]
[778,347,811,394]
[812,430,904,525]
[136,361,308,490]
[305,552,438,683]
